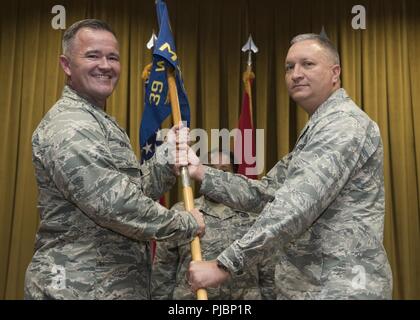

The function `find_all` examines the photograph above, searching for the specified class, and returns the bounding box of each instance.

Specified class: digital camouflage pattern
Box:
[25,85,199,300]
[151,196,276,300]
[200,89,393,299]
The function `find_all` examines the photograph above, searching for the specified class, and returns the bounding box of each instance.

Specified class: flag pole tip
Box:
[241,34,258,53]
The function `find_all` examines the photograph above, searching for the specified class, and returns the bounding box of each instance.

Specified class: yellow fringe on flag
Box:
[243,69,255,96]
[141,63,153,81]
[142,62,170,104]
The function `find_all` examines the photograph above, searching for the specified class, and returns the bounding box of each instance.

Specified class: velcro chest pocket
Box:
[108,135,141,181]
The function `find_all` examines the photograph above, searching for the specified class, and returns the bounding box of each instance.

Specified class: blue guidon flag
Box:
[139,0,190,161]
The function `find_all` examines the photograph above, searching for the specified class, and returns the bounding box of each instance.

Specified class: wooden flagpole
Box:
[167,68,208,300]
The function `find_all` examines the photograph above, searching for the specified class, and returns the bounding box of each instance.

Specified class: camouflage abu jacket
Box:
[25,85,199,300]
[151,196,276,300]
[200,89,393,299]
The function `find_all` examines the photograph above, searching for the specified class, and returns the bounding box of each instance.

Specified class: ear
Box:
[331,64,341,84]
[59,55,71,77]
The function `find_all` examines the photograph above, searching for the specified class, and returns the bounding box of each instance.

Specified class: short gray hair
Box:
[62,19,116,55]
[291,33,340,66]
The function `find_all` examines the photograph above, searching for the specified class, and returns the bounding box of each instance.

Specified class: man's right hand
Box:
[189,208,205,238]
[166,122,189,174]
[186,147,205,182]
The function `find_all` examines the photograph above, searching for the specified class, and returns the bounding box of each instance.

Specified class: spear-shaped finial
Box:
[146,30,157,50]
[320,26,329,40]
[142,31,158,81]
[242,34,258,68]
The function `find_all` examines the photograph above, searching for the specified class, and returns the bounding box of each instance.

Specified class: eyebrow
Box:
[84,50,100,55]
[84,50,120,57]
[285,57,315,65]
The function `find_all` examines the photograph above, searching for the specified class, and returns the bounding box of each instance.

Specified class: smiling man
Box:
[25,19,205,300]
[59,25,121,108]
[187,34,393,300]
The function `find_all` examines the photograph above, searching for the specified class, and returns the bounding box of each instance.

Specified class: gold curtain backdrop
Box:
[0,0,419,299]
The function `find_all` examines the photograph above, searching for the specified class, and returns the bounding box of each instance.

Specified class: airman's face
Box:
[285,40,340,114]
[60,28,120,107]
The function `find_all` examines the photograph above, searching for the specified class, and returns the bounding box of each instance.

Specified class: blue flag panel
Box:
[140,0,190,161]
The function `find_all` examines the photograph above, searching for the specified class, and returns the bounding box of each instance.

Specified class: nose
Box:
[98,56,111,70]
[291,64,303,82]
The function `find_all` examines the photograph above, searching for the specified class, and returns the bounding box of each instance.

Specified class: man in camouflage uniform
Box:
[151,150,276,300]
[187,34,393,299]
[25,19,204,300]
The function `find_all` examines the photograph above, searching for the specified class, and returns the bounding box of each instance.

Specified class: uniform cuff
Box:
[178,211,200,240]
[217,242,244,275]
[199,166,218,195]
[154,142,176,174]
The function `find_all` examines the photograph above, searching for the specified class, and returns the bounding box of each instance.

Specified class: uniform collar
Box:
[296,88,349,143]
[61,85,124,129]
[310,88,349,123]
[62,85,109,118]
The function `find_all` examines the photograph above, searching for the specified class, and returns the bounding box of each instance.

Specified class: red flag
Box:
[235,70,257,179]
